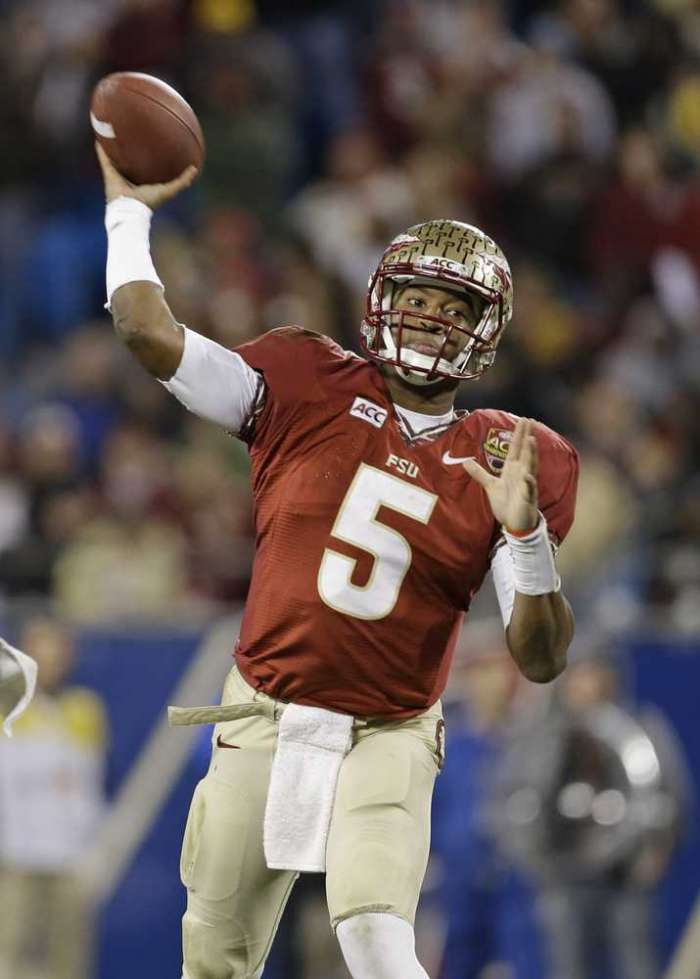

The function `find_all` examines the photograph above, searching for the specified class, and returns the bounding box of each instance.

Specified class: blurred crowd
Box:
[429,625,691,979]
[0,0,699,630]
[0,616,106,979]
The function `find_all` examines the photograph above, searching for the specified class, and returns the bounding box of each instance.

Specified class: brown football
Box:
[90,72,205,185]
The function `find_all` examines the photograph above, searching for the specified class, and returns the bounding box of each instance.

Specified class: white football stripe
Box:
[90,112,116,139]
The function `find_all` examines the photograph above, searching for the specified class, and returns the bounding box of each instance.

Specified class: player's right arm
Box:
[111,281,183,379]
[96,142,261,433]
[96,141,193,378]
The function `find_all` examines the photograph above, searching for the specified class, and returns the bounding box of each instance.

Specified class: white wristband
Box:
[502,513,561,596]
[104,196,163,308]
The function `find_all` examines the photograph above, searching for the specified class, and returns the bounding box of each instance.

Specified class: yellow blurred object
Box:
[522,301,578,367]
[52,517,188,625]
[668,75,700,158]
[11,687,107,748]
[193,0,256,33]
[556,451,637,582]
[0,684,106,979]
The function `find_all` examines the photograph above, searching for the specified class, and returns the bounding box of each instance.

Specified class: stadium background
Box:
[0,0,699,977]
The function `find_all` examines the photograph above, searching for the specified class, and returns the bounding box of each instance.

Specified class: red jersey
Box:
[234,327,578,718]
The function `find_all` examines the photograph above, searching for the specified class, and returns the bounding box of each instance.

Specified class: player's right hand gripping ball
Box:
[90,72,205,185]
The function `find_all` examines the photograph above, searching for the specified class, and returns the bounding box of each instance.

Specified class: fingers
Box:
[524,430,538,480]
[507,418,540,471]
[462,457,495,490]
[175,164,199,190]
[95,140,198,209]
[157,164,199,198]
[95,140,133,204]
[523,472,538,502]
[94,140,122,181]
[508,416,529,461]
[94,139,110,172]
[95,141,198,191]
[142,164,198,208]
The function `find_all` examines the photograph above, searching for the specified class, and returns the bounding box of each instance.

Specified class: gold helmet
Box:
[361,219,513,385]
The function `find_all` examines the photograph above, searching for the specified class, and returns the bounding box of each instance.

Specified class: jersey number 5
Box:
[317,463,437,620]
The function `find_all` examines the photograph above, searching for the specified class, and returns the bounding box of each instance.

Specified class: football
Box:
[90,72,205,185]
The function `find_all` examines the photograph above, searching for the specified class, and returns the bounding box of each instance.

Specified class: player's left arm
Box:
[463,418,576,683]
[505,578,574,683]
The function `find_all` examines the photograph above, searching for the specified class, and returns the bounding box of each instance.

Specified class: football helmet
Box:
[361,219,513,385]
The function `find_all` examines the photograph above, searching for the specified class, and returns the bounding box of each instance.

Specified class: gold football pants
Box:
[179,665,443,979]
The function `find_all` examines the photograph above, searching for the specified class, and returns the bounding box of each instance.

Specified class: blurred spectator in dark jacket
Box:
[492,643,690,979]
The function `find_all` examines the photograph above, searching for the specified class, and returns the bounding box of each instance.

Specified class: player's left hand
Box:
[462,417,539,533]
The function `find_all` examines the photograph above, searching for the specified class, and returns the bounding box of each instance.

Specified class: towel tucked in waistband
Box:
[168,699,356,873]
[168,695,354,873]
[263,703,353,872]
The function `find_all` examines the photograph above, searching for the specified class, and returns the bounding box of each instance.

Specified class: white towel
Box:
[263,703,353,872]
[0,637,38,737]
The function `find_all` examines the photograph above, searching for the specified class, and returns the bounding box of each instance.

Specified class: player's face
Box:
[391,284,483,362]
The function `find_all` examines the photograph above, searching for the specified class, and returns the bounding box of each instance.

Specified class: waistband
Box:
[168,664,441,729]
[168,701,276,727]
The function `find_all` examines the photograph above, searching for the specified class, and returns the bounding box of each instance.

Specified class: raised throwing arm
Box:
[96,141,196,378]
[96,142,260,433]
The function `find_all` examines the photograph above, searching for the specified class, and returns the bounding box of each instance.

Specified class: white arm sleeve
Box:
[491,544,517,628]
[159,326,262,433]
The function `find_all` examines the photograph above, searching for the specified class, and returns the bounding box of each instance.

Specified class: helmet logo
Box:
[490,262,512,292]
[416,256,464,275]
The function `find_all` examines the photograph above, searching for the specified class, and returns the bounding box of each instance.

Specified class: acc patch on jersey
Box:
[483,427,513,473]
[350,396,388,429]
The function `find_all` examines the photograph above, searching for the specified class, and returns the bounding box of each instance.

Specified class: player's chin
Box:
[406,350,462,387]
[396,364,460,392]
[422,372,460,391]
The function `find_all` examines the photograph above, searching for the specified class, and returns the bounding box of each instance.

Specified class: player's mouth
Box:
[407,340,442,356]
[392,324,460,361]
[404,336,454,359]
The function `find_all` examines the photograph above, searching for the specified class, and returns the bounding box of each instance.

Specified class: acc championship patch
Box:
[483,427,513,473]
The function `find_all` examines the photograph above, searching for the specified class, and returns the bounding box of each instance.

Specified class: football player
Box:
[96,143,578,979]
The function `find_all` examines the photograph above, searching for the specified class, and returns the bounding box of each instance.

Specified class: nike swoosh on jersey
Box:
[216,735,241,750]
[442,451,473,465]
